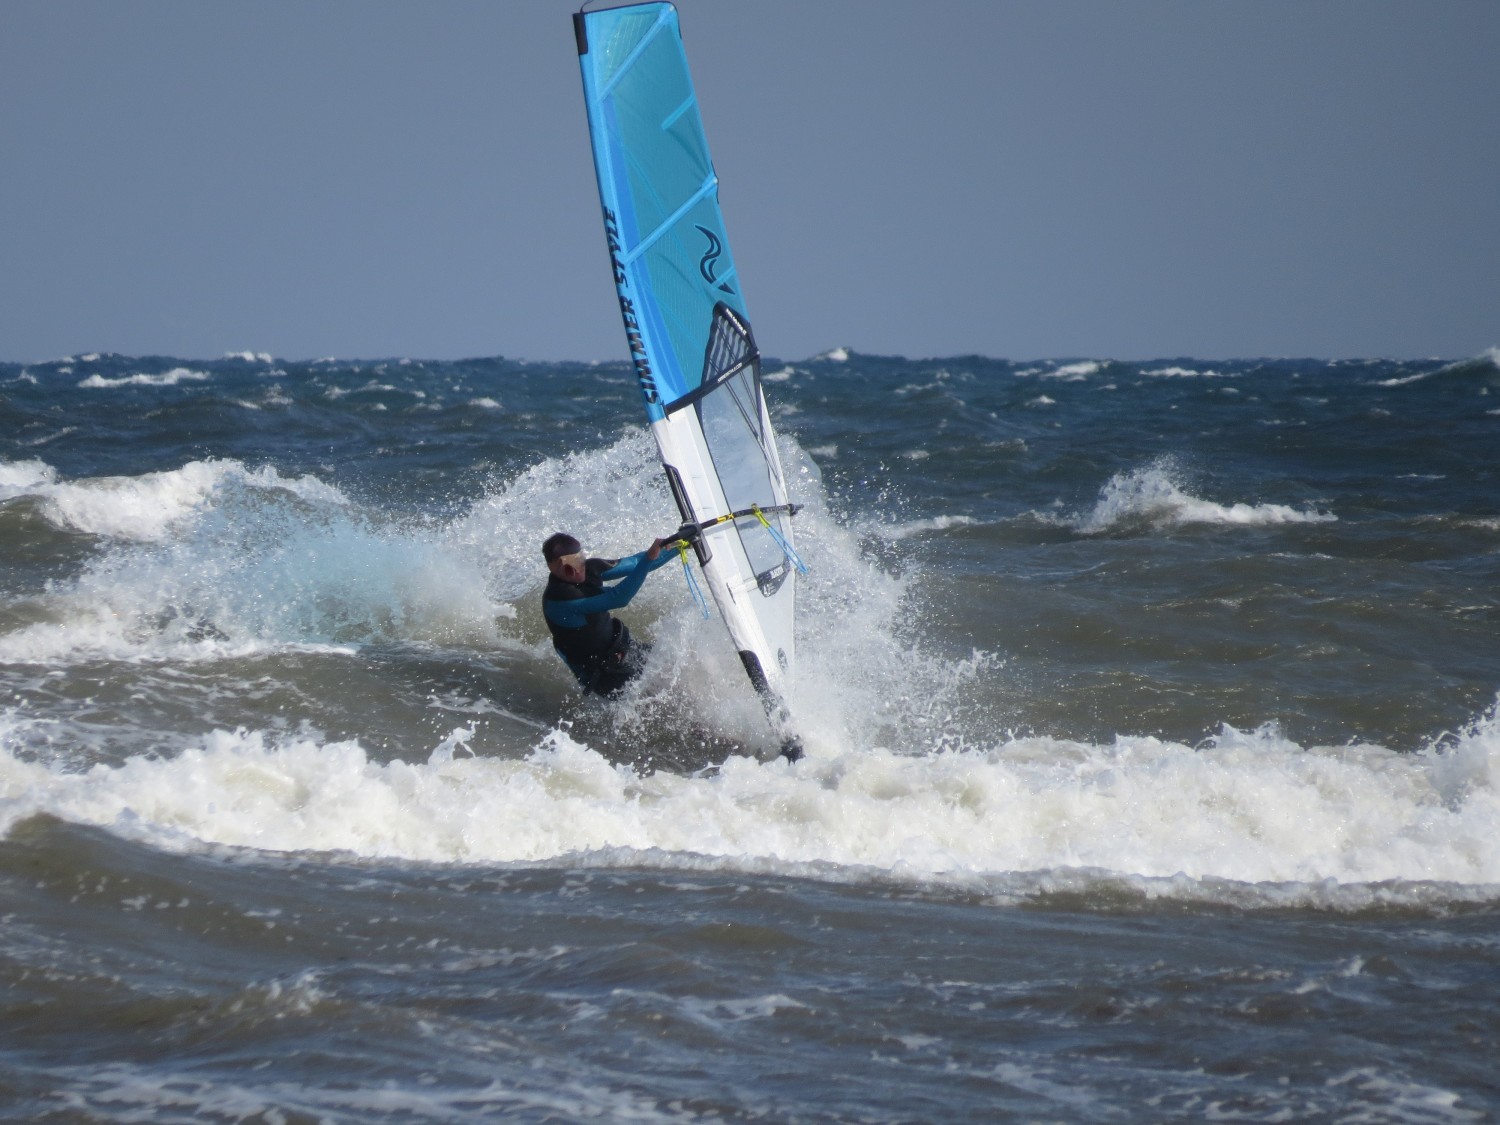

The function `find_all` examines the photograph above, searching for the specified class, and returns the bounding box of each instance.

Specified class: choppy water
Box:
[3,349,1499,1121]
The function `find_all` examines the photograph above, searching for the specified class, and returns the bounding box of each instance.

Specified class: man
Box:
[541,531,677,696]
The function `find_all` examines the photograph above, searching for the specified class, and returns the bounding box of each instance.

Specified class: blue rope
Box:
[679,546,712,618]
[754,506,809,574]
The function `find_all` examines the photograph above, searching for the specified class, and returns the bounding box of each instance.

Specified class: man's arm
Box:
[599,544,676,581]
[544,542,674,627]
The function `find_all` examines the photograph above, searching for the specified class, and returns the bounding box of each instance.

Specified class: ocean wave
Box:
[1381,350,1500,384]
[0,458,58,500]
[1070,460,1335,535]
[1041,361,1101,381]
[864,514,981,542]
[77,367,211,388]
[1141,365,1229,379]
[4,701,1497,911]
[26,459,347,542]
[1015,361,1102,381]
[0,457,503,664]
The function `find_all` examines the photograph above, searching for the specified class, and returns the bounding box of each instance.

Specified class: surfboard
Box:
[573,2,803,757]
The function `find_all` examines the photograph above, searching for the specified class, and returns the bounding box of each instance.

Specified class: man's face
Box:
[550,551,586,584]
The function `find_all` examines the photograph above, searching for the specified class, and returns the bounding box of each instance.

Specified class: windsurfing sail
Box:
[573,1,802,753]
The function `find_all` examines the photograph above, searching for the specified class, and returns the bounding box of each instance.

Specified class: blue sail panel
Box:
[577,2,746,422]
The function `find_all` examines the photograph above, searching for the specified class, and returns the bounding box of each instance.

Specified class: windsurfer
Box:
[541,532,676,696]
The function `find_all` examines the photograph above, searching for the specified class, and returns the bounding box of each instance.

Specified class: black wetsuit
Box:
[542,550,673,696]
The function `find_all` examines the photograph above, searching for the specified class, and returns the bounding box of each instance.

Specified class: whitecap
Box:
[1072,459,1335,534]
[0,458,58,499]
[1142,366,1227,379]
[78,367,210,389]
[1043,361,1101,381]
[4,702,1497,909]
[30,459,346,542]
[866,515,980,542]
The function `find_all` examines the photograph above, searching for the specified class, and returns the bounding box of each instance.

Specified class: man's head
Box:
[542,532,586,583]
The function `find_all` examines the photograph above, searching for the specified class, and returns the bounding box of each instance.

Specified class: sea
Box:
[2,348,1498,1122]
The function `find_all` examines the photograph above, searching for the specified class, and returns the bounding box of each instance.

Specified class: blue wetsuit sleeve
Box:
[543,550,674,628]
[598,549,676,581]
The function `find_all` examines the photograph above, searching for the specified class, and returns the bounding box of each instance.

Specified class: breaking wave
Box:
[1070,459,1335,535]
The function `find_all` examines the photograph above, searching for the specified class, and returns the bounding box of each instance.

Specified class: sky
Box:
[3,1,1497,364]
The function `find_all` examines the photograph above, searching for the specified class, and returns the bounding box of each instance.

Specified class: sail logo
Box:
[696,226,734,295]
[602,207,628,286]
[602,208,659,404]
[618,294,659,406]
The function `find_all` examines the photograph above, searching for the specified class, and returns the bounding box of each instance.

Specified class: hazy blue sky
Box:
[3,1,1496,364]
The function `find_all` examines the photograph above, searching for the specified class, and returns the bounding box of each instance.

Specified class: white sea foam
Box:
[3,702,1497,908]
[867,514,981,542]
[0,458,503,663]
[77,367,211,388]
[30,459,345,542]
[1142,366,1228,379]
[1045,361,1101,381]
[0,436,713,668]
[0,458,58,499]
[223,351,274,363]
[42,1058,690,1122]
[1015,362,1101,381]
[1070,459,1335,534]
[3,433,1497,910]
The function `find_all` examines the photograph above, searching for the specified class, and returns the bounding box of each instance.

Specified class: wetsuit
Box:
[543,549,675,695]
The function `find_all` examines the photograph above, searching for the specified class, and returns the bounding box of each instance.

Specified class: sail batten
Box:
[621,173,720,268]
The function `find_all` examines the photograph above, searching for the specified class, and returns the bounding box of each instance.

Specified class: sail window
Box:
[692,306,789,593]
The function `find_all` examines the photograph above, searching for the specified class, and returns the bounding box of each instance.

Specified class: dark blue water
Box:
[3,350,1498,1120]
